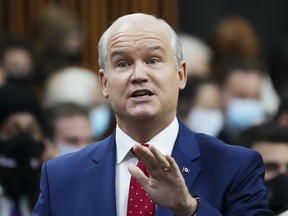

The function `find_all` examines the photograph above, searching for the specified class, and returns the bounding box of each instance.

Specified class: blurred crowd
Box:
[178,16,288,215]
[0,5,287,216]
[0,6,115,216]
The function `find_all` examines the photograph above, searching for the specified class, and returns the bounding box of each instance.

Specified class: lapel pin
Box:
[182,167,190,173]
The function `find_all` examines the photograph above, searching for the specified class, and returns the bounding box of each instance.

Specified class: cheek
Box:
[107,81,121,96]
[265,171,278,181]
[107,72,130,92]
[164,75,181,93]
[106,82,126,106]
[159,81,180,105]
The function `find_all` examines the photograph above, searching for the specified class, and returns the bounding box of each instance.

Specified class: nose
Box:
[130,61,148,83]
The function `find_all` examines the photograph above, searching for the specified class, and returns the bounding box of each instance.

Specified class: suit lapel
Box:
[86,121,202,216]
[172,120,202,190]
[87,134,117,215]
[156,120,202,216]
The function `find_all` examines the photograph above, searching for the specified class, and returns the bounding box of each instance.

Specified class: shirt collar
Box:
[116,116,179,165]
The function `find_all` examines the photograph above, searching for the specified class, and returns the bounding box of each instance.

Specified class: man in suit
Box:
[32,13,272,216]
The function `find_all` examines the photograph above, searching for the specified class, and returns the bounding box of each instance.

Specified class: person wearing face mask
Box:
[0,134,45,216]
[90,103,117,141]
[239,122,288,214]
[216,60,268,144]
[178,75,224,137]
[0,83,57,216]
[43,103,94,156]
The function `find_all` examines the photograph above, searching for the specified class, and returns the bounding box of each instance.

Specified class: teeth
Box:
[135,95,150,99]
[133,90,152,97]
[135,91,148,95]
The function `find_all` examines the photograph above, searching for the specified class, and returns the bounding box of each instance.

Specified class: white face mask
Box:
[56,144,84,156]
[187,107,224,136]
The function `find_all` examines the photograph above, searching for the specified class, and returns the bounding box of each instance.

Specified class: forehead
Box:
[107,17,170,53]
[55,115,91,134]
[252,142,288,161]
[225,70,262,98]
[196,84,221,108]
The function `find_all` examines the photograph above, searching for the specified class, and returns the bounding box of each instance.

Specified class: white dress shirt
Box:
[115,117,179,216]
[0,185,30,216]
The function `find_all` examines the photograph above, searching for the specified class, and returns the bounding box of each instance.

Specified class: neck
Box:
[117,115,176,143]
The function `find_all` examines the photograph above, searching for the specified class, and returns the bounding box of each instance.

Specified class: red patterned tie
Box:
[127,144,156,216]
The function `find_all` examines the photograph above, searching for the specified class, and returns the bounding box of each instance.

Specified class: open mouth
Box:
[131,90,153,99]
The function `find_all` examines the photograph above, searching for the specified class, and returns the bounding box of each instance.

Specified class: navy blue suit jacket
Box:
[32,120,272,215]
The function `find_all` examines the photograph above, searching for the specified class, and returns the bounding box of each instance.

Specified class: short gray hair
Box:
[98,13,183,71]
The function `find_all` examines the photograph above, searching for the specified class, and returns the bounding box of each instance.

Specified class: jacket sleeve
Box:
[31,163,51,216]
[195,151,273,216]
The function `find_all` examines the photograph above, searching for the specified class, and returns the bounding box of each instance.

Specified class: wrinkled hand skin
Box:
[129,144,197,216]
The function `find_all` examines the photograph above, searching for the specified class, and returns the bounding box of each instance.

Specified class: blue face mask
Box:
[90,105,111,139]
[56,144,84,156]
[226,98,266,131]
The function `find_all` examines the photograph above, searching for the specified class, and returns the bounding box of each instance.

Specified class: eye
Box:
[264,162,280,172]
[65,137,79,145]
[147,58,159,65]
[117,61,130,68]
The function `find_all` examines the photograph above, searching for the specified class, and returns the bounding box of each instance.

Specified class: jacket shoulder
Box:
[45,134,115,175]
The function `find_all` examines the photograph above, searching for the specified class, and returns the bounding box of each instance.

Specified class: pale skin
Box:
[99,15,197,215]
[130,144,197,215]
[0,112,57,162]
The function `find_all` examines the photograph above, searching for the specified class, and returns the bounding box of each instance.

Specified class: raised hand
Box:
[128,144,198,216]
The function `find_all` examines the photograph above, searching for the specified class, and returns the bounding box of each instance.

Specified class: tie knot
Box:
[141,143,149,148]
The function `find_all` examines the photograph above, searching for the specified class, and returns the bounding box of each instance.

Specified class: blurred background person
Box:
[216,60,268,144]
[274,92,288,128]
[269,37,288,98]
[0,36,35,88]
[0,83,56,216]
[239,122,288,215]
[0,84,44,143]
[43,103,94,156]
[177,33,223,137]
[32,5,84,89]
[0,67,5,86]
[0,133,44,216]
[43,66,115,141]
[208,16,279,118]
[42,66,100,108]
[178,76,223,137]
[208,16,263,67]
[178,33,213,77]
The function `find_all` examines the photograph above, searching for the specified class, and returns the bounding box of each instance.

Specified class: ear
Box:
[178,61,187,90]
[99,69,109,98]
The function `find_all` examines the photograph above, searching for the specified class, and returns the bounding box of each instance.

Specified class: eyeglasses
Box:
[264,162,288,173]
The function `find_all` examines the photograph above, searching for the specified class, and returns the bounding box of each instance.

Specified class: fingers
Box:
[132,144,172,173]
[149,145,171,171]
[128,164,149,187]
[165,155,181,174]
[132,144,157,171]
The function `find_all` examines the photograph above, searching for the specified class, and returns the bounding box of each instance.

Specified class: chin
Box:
[129,110,157,120]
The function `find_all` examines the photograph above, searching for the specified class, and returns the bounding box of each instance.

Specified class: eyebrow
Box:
[110,45,166,59]
[148,45,165,53]
[110,50,127,59]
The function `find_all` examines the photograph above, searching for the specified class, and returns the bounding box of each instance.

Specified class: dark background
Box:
[179,0,288,68]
